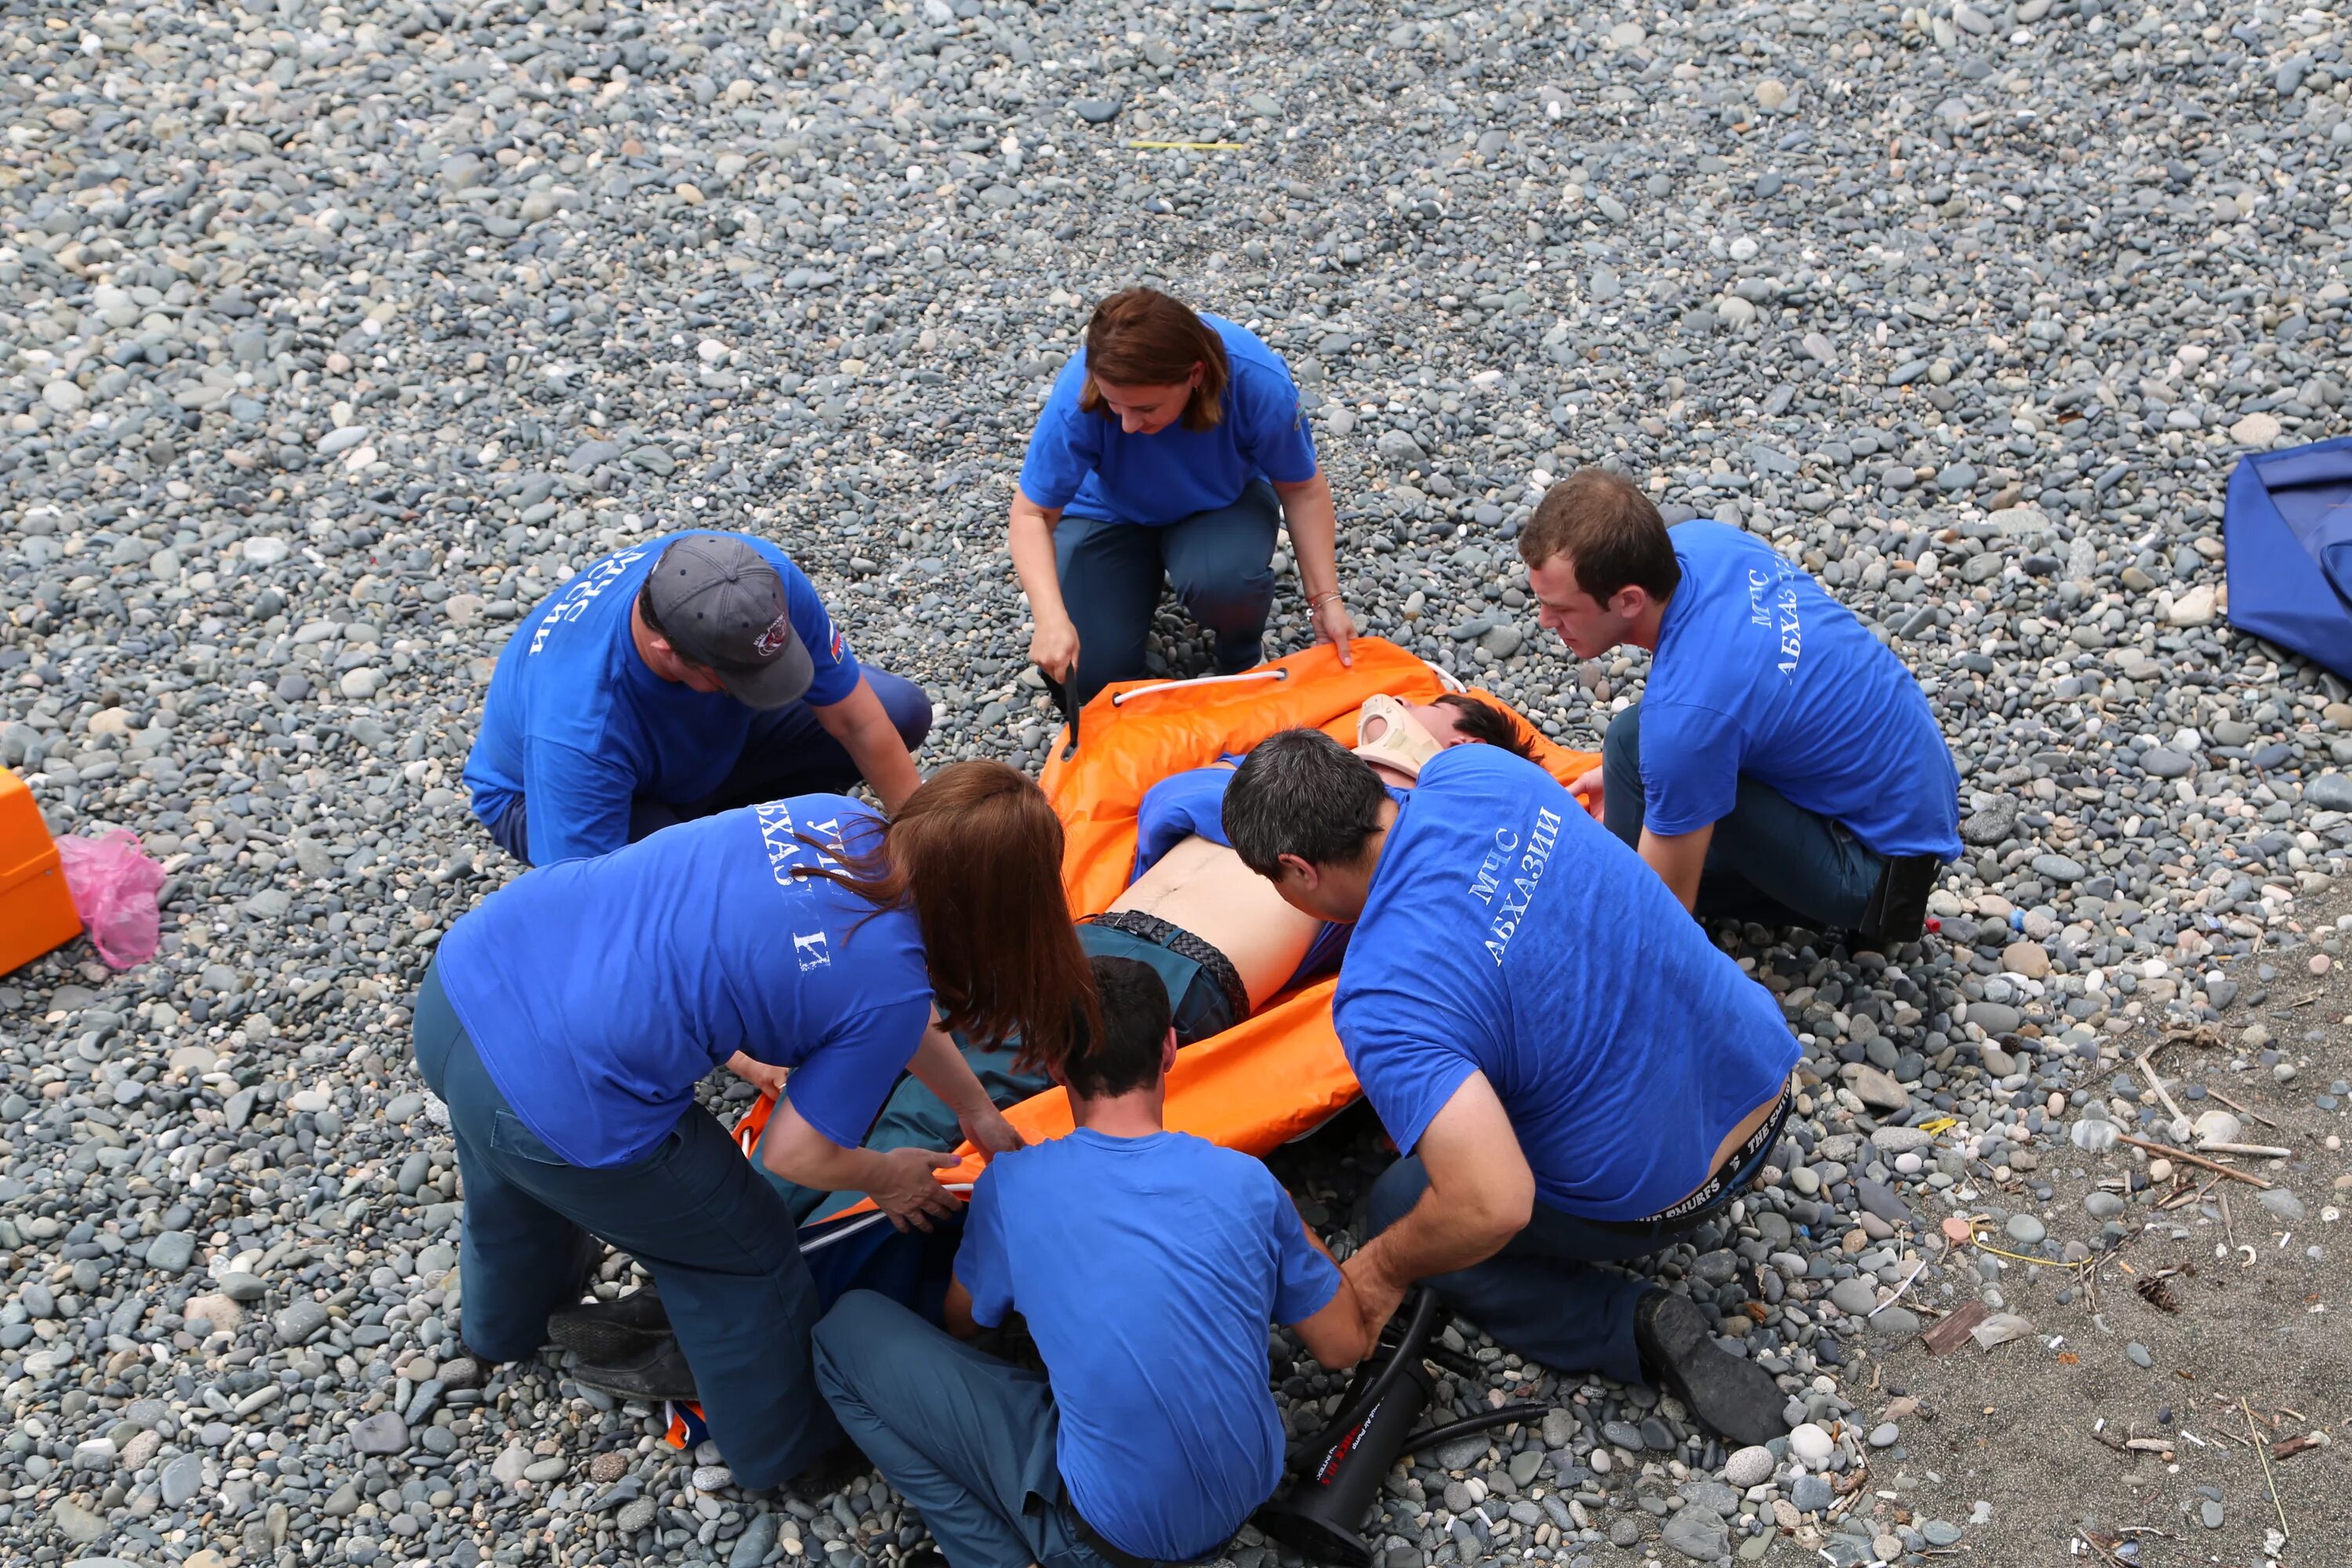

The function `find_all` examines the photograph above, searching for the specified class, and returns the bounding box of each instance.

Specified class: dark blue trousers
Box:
[1599,702,1882,931]
[410,964,839,1487]
[814,1292,1115,1568]
[1366,1159,1668,1389]
[487,668,932,863]
[1053,481,1281,711]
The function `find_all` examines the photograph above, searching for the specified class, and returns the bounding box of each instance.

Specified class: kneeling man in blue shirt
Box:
[813,956,1368,1568]
[1521,469,1961,941]
[463,530,933,868]
[1225,733,1799,1446]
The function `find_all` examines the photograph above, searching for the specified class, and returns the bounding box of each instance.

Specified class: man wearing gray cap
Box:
[464,530,931,869]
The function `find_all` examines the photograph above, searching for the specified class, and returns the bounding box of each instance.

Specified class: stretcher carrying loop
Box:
[1061,666,1292,760]
[1109,667,1291,706]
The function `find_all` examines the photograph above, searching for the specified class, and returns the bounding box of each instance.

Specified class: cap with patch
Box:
[644,534,814,710]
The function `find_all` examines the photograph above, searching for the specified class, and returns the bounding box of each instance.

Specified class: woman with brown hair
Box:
[1010,286,1356,713]
[408,760,1092,1490]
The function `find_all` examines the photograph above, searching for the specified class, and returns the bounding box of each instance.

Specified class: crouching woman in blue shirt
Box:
[1010,288,1356,713]
[813,956,1369,1568]
[408,761,1094,1489]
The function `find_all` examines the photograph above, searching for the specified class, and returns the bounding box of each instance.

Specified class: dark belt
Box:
[1069,1508,1220,1568]
[1080,909,1252,1030]
[1580,1087,1792,1236]
[1022,1486,1219,1568]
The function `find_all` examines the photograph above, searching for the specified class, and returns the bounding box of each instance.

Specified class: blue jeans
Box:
[1053,481,1281,711]
[1599,702,1882,931]
[487,668,933,864]
[410,963,839,1487]
[814,1292,1115,1568]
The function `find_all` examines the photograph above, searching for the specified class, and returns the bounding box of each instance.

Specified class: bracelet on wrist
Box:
[1308,590,1345,612]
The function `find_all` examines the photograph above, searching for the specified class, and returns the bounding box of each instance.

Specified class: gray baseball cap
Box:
[644,534,815,710]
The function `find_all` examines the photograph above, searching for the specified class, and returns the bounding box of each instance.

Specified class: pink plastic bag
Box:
[55,829,167,969]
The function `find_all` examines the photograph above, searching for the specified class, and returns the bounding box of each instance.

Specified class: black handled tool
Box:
[1258,1291,1545,1566]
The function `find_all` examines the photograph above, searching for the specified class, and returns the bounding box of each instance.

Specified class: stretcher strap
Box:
[1109,667,1290,706]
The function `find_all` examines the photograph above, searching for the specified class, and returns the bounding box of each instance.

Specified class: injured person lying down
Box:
[757,691,1541,1226]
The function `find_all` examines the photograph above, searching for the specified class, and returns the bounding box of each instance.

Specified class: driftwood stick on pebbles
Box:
[2112,1134,2275,1190]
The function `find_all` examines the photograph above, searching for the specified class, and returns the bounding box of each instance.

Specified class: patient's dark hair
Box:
[1432,695,1540,762]
[1223,728,1390,879]
[1062,955,1174,1101]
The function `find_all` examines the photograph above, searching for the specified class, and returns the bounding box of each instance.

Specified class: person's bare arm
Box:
[904,1023,1025,1158]
[724,1052,789,1097]
[757,1097,961,1232]
[1008,489,1078,679]
[1341,1073,1534,1342]
[1289,1221,1374,1367]
[1638,822,1714,913]
[1270,473,1353,665]
[943,1274,981,1340]
[809,676,924,814]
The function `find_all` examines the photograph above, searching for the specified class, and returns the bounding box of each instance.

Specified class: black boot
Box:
[1632,1290,1788,1448]
[549,1283,672,1363]
[569,1332,699,1403]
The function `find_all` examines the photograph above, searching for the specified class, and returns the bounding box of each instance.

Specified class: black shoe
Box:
[788,1436,873,1500]
[1632,1290,1788,1448]
[548,1284,670,1362]
[570,1333,699,1403]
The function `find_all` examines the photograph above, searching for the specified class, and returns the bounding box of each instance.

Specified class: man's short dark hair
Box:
[1062,954,1173,1101]
[1516,469,1682,605]
[636,580,671,643]
[1432,695,1541,762]
[1222,728,1389,879]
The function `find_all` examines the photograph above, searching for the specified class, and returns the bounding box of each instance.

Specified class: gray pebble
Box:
[2259,1189,2307,1221]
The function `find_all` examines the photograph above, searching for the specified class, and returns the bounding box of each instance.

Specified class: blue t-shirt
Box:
[1133,764,1394,987]
[463,530,862,866]
[1642,522,1961,859]
[1018,315,1320,526]
[958,1130,1338,1560]
[1336,748,1798,1219]
[434,797,931,1169]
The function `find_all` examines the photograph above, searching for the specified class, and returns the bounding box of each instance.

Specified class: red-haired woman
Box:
[408,761,1093,1489]
[1010,287,1356,713]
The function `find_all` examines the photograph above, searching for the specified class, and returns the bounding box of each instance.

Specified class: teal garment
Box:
[761,920,1240,1225]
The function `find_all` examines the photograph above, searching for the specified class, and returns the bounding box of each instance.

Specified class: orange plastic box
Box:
[0,769,82,976]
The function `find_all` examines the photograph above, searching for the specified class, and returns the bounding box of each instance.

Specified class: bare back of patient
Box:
[1108,836,1323,1011]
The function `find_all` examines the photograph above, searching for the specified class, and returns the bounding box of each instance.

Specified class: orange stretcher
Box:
[742,637,1598,1218]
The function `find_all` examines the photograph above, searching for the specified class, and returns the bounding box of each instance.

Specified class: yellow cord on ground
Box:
[1967,1240,2074,1268]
